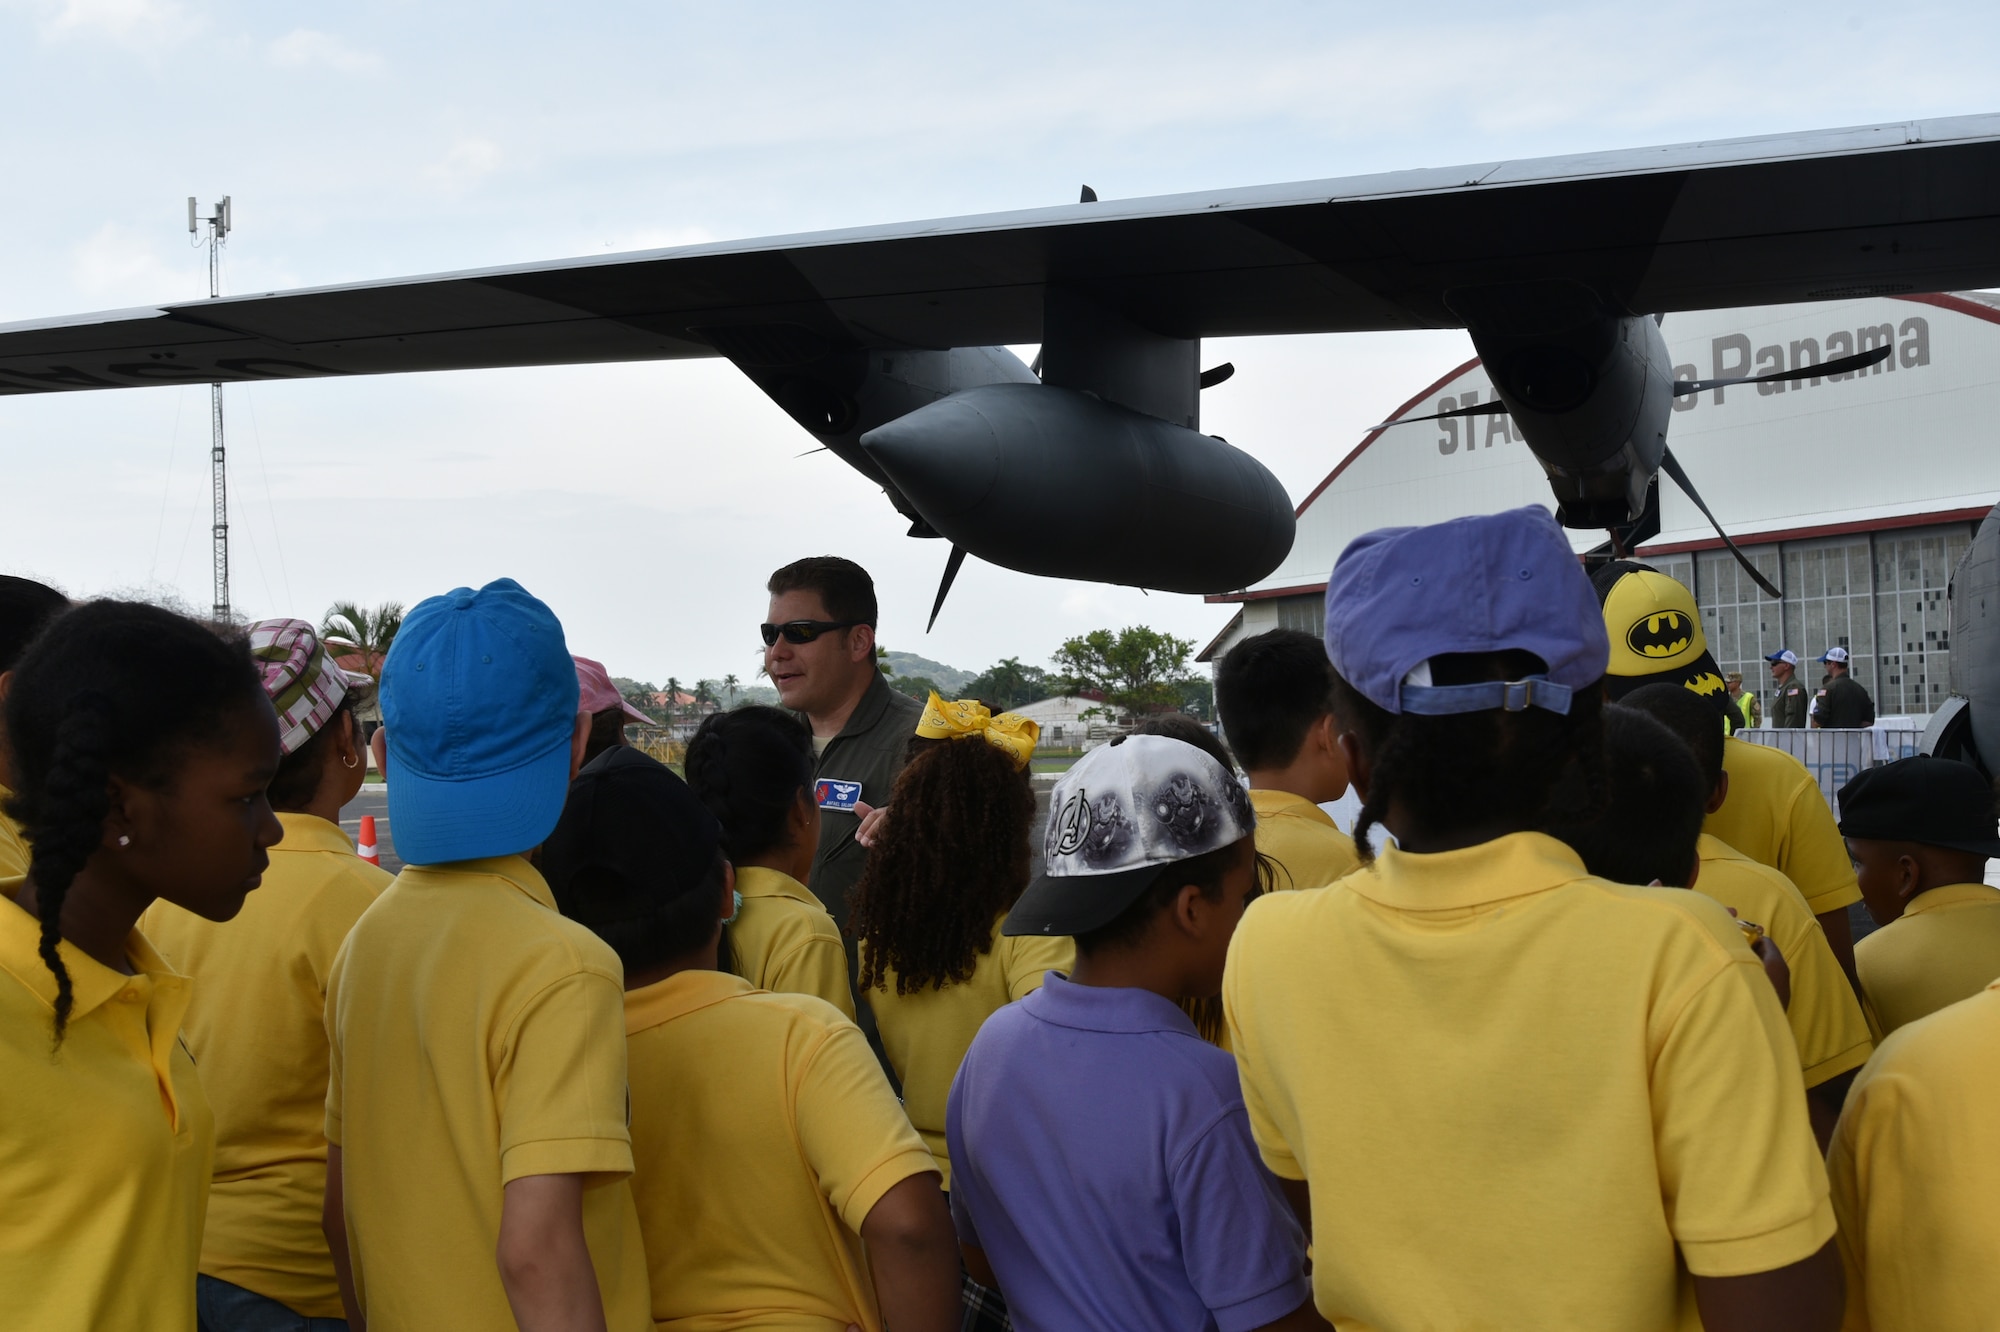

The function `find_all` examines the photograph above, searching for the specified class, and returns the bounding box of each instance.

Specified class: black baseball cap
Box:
[1837,755,2000,858]
[540,746,723,925]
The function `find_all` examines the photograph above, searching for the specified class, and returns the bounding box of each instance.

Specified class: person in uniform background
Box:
[1769,649,1812,728]
[2,601,283,1332]
[541,746,958,1332]
[1227,509,1841,1332]
[1837,755,2000,1039]
[1811,648,1875,729]
[0,575,68,894]
[142,619,388,1332]
[1215,629,1360,892]
[1827,978,2000,1332]
[761,557,920,934]
[683,705,855,1019]
[1726,671,1761,729]
[1591,567,1863,981]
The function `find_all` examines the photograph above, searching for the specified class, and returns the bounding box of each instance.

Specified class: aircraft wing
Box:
[5,113,2000,396]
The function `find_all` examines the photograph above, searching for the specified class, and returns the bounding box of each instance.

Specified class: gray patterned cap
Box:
[248,618,375,755]
[1003,733,1254,937]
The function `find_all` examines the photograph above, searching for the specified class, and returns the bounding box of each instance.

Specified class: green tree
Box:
[1051,626,1197,723]
[320,601,405,675]
[721,673,740,706]
[888,674,943,703]
[965,656,1052,710]
[663,677,683,726]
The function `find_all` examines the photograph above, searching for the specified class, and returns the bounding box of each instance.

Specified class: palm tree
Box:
[663,677,682,727]
[694,679,716,714]
[320,601,405,676]
[722,673,740,707]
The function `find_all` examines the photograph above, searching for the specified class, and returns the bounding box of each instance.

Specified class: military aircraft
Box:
[5,112,2000,629]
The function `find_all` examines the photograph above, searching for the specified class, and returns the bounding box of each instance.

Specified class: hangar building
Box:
[1203,293,2000,721]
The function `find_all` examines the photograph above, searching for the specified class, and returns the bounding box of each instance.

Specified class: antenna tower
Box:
[188,195,233,621]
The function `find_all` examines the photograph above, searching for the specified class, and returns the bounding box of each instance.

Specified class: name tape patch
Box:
[815,778,863,812]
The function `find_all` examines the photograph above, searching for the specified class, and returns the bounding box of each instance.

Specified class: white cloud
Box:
[34,0,194,44]
[70,222,184,299]
[426,136,504,193]
[269,28,385,77]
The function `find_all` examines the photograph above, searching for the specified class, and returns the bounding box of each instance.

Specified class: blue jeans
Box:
[196,1275,348,1332]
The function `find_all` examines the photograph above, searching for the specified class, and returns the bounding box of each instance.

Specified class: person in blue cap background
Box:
[1223,507,1842,1332]
[320,578,651,1332]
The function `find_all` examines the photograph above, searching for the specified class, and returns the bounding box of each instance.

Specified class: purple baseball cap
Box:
[1323,506,1608,716]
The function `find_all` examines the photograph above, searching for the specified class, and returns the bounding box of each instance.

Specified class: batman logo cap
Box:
[1593,561,1732,711]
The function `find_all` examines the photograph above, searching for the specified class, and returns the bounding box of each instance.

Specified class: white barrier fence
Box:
[1737,724,1926,817]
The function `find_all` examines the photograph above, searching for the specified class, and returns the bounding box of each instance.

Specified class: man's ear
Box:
[847,623,876,664]
[568,712,591,779]
[1895,853,1924,901]
[1336,730,1371,802]
[1704,769,1730,816]
[1172,881,1206,937]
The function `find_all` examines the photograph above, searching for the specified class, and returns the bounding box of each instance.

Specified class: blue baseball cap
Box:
[382,579,581,865]
[1323,506,1608,716]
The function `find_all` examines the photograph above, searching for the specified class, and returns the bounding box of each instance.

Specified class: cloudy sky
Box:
[3,0,1995,684]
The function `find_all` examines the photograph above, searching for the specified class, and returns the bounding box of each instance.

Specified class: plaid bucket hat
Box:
[248,618,376,755]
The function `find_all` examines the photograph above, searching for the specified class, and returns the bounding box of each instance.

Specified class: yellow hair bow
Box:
[916,691,1040,770]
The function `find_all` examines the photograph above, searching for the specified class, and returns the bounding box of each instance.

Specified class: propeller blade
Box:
[1079,185,1098,203]
[927,544,968,633]
[1658,448,1781,599]
[1029,347,1044,378]
[1199,362,1235,390]
[1368,400,1510,430]
[1671,343,1892,396]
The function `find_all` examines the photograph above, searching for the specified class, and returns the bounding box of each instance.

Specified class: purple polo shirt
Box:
[946,973,1311,1332]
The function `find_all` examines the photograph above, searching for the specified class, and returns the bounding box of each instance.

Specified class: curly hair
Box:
[3,601,262,1043]
[1330,649,1607,860]
[848,736,1034,994]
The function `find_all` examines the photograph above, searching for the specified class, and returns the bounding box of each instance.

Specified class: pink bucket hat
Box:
[574,655,656,726]
[248,618,376,755]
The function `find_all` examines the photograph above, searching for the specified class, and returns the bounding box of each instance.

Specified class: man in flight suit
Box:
[1768,649,1812,728]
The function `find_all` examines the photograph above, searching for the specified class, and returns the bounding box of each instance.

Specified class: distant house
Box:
[1007,695,1107,750]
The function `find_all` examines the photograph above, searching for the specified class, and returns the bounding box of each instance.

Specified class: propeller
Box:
[927,543,968,633]
[1672,342,1890,396]
[1199,362,1236,389]
[1367,398,1507,430]
[1657,447,1781,598]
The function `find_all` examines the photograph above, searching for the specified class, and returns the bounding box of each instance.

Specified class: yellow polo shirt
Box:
[624,969,938,1332]
[0,784,29,897]
[1854,882,2000,1039]
[0,898,215,1332]
[728,865,855,1020]
[1707,738,1862,916]
[1249,789,1360,891]
[1226,832,1831,1331]
[141,812,390,1318]
[1828,978,2000,1332]
[324,855,651,1331]
[864,921,1074,1189]
[1694,834,1873,1088]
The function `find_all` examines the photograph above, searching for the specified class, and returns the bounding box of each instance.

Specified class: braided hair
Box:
[849,735,1034,994]
[3,601,263,1042]
[683,706,815,863]
[1331,649,1607,860]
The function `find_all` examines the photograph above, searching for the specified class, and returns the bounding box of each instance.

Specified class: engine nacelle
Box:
[859,383,1295,593]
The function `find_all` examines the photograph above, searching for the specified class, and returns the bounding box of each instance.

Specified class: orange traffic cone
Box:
[358,814,380,867]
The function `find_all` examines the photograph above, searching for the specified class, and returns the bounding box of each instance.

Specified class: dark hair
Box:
[559,853,728,975]
[1331,650,1607,860]
[1076,837,1267,956]
[767,555,879,628]
[1216,629,1336,770]
[264,694,358,812]
[849,737,1035,993]
[1128,715,1235,773]
[0,575,68,674]
[3,601,264,1041]
[1619,682,1726,793]
[582,707,629,769]
[684,706,815,862]
[1545,706,1706,888]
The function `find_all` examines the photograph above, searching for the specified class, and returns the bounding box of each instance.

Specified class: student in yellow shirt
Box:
[541,745,959,1332]
[1827,978,2000,1331]
[1616,684,1874,1143]
[142,619,388,1330]
[321,579,650,1332]
[1,600,283,1332]
[684,705,854,1018]
[1226,508,1841,1332]
[1836,755,2000,1038]
[0,575,69,895]
[1593,561,1863,979]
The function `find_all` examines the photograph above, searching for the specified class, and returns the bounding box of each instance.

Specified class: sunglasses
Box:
[760,619,863,646]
